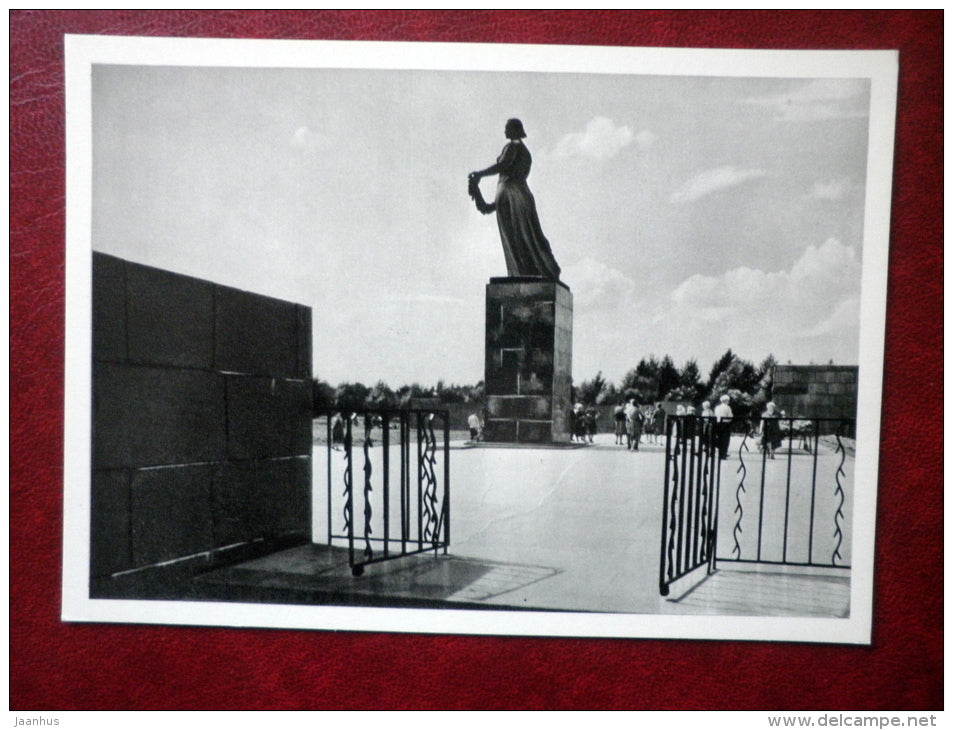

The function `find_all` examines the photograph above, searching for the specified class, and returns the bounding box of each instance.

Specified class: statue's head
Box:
[505,118,527,139]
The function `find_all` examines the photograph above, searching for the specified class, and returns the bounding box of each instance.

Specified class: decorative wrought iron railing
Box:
[659,415,855,596]
[318,408,450,576]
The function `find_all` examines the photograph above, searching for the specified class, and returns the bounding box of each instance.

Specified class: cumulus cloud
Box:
[561,257,635,309]
[671,237,860,310]
[744,78,870,122]
[567,239,864,382]
[664,236,862,356]
[669,166,766,204]
[553,116,642,160]
[799,296,861,338]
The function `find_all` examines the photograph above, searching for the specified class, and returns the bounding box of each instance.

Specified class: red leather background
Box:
[10,10,942,710]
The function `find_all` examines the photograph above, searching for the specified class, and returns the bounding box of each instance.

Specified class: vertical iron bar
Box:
[382,413,390,558]
[400,411,408,554]
[782,417,793,563]
[708,423,720,573]
[676,418,688,576]
[690,417,702,568]
[406,411,412,553]
[710,425,722,574]
[684,418,695,571]
[682,418,692,571]
[808,419,820,565]
[700,421,709,563]
[699,419,709,565]
[705,420,715,564]
[659,414,674,595]
[362,415,373,560]
[443,413,450,553]
[326,414,332,544]
[417,412,423,551]
[345,416,354,568]
[756,421,767,562]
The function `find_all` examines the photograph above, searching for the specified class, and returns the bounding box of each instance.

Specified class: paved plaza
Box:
[193,430,852,618]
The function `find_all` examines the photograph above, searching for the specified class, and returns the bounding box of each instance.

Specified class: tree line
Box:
[314,349,777,420]
[576,350,776,420]
[312,378,485,413]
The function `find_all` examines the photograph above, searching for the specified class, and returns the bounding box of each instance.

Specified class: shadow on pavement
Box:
[182,544,563,611]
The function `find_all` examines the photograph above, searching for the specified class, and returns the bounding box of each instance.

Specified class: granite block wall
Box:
[772,365,859,420]
[90,253,312,581]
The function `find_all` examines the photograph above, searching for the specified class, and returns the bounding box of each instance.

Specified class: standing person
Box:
[759,401,782,459]
[612,402,626,445]
[652,403,666,445]
[572,402,586,442]
[624,398,643,451]
[700,400,715,445]
[584,405,599,444]
[714,394,733,460]
[467,412,483,442]
[331,412,345,450]
[468,118,561,280]
[643,403,656,444]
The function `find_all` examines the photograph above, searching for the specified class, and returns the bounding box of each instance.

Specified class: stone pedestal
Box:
[483,277,573,443]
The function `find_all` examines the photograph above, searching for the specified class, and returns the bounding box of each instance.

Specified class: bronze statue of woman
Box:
[468,118,561,281]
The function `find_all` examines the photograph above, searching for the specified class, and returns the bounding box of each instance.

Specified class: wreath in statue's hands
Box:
[468,173,496,215]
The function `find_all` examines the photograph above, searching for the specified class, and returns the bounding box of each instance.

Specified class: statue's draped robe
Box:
[493,141,561,280]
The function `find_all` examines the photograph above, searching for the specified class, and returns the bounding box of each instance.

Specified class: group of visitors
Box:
[571,403,599,443]
[668,394,735,460]
[331,397,784,457]
[583,394,785,460]
[610,400,666,450]
[678,395,784,461]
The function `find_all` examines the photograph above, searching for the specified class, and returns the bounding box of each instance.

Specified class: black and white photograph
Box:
[62,36,897,643]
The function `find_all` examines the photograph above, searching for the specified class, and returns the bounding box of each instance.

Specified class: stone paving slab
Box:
[662,570,850,618]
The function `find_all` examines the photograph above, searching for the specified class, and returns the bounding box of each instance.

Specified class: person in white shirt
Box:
[467,412,482,442]
[713,394,733,460]
[623,398,642,451]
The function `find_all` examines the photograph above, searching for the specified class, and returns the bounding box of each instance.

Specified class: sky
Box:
[91,60,872,388]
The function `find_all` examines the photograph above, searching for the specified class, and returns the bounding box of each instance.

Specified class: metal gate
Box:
[658,416,720,595]
[320,408,450,576]
[659,415,854,596]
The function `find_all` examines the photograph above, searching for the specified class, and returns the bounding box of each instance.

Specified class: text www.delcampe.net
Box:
[768,716,938,728]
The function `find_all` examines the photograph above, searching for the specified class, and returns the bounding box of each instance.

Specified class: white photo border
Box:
[62,35,898,644]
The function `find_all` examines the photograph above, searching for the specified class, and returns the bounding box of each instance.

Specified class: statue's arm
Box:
[470,143,516,180]
[469,162,500,181]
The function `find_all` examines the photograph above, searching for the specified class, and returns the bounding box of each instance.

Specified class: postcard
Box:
[62,35,897,643]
